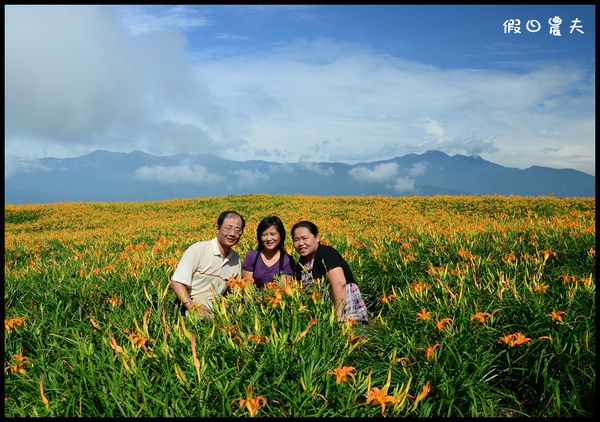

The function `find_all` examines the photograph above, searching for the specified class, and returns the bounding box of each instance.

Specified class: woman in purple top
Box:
[242,216,295,289]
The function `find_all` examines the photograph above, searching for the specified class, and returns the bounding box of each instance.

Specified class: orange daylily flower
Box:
[263,281,278,292]
[237,386,267,417]
[295,318,317,342]
[5,317,26,332]
[499,332,532,347]
[343,318,358,328]
[539,250,557,261]
[39,375,50,409]
[227,276,255,292]
[416,308,431,321]
[124,326,155,357]
[328,365,357,384]
[549,310,566,322]
[580,274,593,286]
[125,328,148,348]
[246,334,270,344]
[281,282,295,296]
[532,283,549,294]
[502,252,517,264]
[457,249,476,260]
[558,274,576,284]
[378,292,396,304]
[419,343,440,361]
[309,290,322,302]
[5,354,30,374]
[110,336,125,355]
[401,252,416,262]
[470,312,492,324]
[191,334,201,382]
[346,330,366,344]
[395,357,415,366]
[105,296,122,307]
[412,382,431,408]
[409,282,431,293]
[365,387,397,416]
[436,317,453,331]
[268,297,282,308]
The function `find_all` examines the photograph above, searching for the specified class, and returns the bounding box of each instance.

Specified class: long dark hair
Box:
[256,216,287,252]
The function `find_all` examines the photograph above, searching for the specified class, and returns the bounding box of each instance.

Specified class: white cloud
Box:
[214,33,251,41]
[5,5,226,158]
[4,6,595,176]
[423,118,445,139]
[419,134,499,157]
[392,177,415,193]
[267,164,295,175]
[5,157,51,179]
[133,160,223,185]
[233,169,270,189]
[194,40,594,174]
[348,162,399,183]
[301,162,335,176]
[408,162,428,177]
[117,5,209,35]
[348,162,423,191]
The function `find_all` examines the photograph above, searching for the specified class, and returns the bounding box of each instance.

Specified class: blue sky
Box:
[5,5,596,177]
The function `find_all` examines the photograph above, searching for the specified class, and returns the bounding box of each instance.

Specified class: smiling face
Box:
[216,215,243,252]
[260,225,281,252]
[292,226,319,260]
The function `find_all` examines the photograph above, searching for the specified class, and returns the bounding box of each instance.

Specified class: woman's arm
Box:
[326,267,347,321]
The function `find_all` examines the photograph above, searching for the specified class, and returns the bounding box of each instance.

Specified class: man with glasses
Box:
[170,210,245,317]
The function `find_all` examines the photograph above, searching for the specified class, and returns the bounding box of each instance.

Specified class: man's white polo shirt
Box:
[171,237,241,314]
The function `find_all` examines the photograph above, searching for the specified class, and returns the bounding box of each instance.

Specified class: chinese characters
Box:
[503,17,585,36]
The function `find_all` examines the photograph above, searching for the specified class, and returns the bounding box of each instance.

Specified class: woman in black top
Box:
[291,221,368,323]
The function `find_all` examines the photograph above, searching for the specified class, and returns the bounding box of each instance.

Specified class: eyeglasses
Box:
[220,226,243,235]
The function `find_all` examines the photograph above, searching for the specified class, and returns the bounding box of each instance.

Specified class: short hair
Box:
[217,210,246,231]
[291,220,319,238]
[256,216,287,252]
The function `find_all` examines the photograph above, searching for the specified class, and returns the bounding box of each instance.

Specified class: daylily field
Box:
[4,194,596,417]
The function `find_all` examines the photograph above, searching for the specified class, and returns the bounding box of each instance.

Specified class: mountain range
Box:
[5,149,595,204]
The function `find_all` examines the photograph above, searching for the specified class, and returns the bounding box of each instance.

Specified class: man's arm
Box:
[170,279,194,311]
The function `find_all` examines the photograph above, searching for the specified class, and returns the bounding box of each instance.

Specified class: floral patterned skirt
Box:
[344,283,369,323]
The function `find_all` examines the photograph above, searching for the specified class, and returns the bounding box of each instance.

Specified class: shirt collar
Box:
[211,237,235,261]
[211,238,222,256]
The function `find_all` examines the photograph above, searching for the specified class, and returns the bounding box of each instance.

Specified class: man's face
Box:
[216,216,243,251]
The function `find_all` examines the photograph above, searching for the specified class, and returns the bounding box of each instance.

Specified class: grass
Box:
[4,194,595,417]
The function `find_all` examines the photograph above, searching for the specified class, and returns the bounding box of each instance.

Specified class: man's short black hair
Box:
[217,210,246,230]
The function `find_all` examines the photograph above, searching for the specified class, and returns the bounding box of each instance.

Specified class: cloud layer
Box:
[348,161,430,193]
[4,5,595,176]
[134,160,223,185]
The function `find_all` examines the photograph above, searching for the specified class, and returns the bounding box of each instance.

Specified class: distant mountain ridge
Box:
[5,149,595,204]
